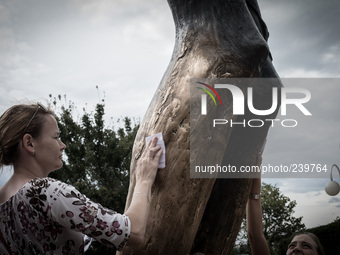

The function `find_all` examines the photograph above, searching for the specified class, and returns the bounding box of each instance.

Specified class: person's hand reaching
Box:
[135,137,163,186]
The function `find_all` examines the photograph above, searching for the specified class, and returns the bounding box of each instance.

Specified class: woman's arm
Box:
[124,137,163,246]
[246,154,271,255]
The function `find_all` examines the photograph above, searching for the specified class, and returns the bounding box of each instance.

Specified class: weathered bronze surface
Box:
[119,0,280,254]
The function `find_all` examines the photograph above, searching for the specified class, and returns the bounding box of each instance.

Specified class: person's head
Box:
[286,232,325,255]
[0,103,66,173]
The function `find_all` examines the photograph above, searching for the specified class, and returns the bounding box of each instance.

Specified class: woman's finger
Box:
[141,136,158,158]
[153,146,163,161]
[148,146,161,159]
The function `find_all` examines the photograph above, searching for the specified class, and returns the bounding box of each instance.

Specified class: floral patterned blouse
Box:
[0,177,130,254]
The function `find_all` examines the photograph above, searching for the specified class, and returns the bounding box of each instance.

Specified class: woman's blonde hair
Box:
[0,103,54,167]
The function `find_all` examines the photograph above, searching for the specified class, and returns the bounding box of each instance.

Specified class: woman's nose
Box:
[59,140,67,150]
[293,246,302,253]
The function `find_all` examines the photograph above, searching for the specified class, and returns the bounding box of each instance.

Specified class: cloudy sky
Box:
[1,0,339,229]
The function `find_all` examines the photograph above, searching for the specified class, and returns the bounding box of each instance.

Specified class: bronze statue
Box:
[119,0,280,254]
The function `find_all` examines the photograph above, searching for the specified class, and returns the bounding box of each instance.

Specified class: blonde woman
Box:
[0,103,162,254]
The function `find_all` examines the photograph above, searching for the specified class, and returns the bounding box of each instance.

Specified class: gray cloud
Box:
[258,0,340,77]
[0,0,175,119]
[329,197,340,203]
[266,178,329,194]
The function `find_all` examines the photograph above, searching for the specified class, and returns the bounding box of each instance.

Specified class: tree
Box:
[262,183,305,254]
[48,94,139,254]
[233,183,305,255]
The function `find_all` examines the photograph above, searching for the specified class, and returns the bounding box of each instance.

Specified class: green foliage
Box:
[48,94,139,254]
[233,182,305,255]
[261,183,305,254]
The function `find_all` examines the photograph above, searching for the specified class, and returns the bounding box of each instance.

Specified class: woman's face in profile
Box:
[286,234,318,255]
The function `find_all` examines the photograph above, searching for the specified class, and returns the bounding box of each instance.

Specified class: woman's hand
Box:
[125,136,163,247]
[135,136,163,185]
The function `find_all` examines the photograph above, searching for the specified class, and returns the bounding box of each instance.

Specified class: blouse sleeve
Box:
[42,178,130,251]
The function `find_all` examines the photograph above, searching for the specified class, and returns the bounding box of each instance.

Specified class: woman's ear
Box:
[21,134,35,155]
